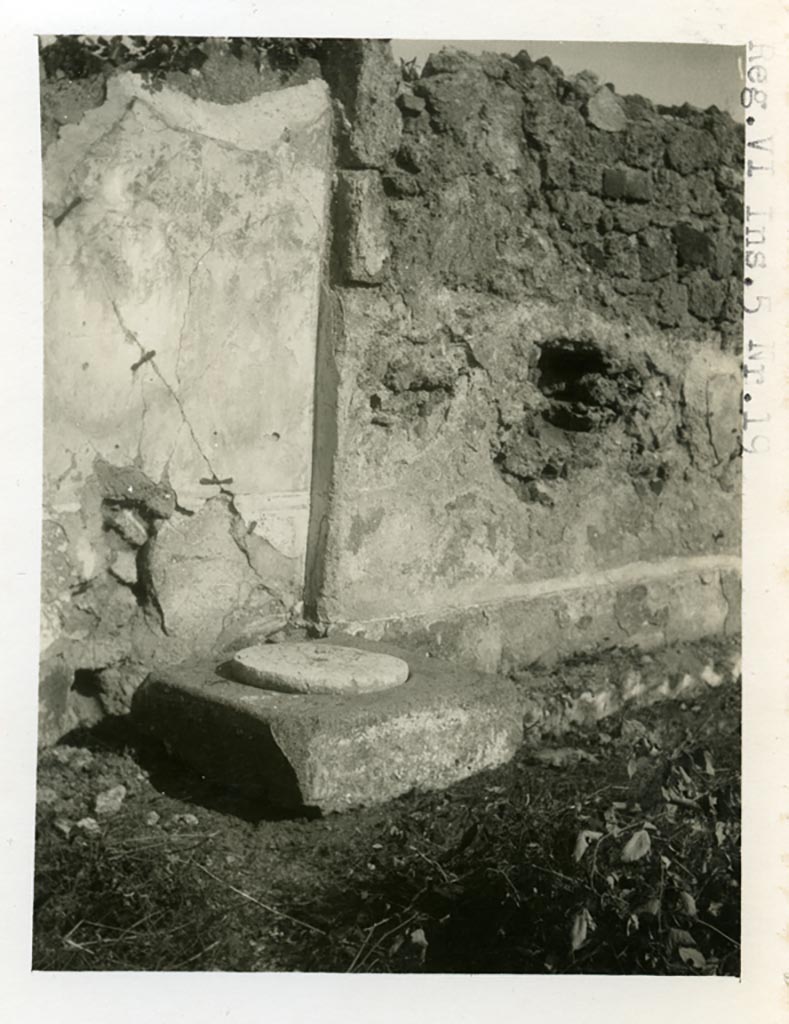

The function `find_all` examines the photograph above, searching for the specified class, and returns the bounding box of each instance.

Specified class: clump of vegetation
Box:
[33,671,739,974]
[39,35,324,82]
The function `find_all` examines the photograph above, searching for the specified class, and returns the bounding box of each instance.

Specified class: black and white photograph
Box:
[1,3,786,1019]
[31,33,745,975]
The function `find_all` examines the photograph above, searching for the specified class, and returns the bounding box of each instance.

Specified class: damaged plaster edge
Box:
[113,72,331,154]
[43,72,333,212]
[323,553,742,630]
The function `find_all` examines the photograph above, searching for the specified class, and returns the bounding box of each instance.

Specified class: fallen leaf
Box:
[678,946,706,969]
[621,719,648,742]
[679,891,698,918]
[573,829,603,862]
[531,747,599,769]
[667,927,695,951]
[570,908,595,952]
[621,829,651,863]
[661,785,698,808]
[410,928,428,964]
[636,897,661,917]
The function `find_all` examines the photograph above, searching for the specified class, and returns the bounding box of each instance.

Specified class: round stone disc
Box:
[229,642,410,695]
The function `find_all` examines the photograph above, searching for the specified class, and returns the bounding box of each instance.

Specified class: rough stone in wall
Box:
[313,44,742,670]
[320,40,402,168]
[39,60,332,743]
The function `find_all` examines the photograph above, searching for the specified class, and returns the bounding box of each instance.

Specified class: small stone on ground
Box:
[95,784,127,817]
[76,817,101,835]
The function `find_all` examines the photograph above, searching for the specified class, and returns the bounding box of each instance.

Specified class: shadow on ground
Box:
[59,715,319,824]
[35,652,741,974]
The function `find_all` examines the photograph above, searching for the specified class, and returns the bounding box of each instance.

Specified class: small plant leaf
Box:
[622,829,651,862]
[570,908,594,952]
[409,927,428,965]
[636,896,661,917]
[573,829,603,862]
[679,891,698,917]
[678,946,706,969]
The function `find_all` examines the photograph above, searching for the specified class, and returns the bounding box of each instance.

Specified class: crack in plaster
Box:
[103,281,224,490]
[223,494,283,603]
[52,450,79,490]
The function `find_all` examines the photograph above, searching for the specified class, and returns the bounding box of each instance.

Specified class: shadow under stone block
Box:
[131,638,523,814]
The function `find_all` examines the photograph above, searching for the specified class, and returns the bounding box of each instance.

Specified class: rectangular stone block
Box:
[132,639,523,814]
[335,170,389,283]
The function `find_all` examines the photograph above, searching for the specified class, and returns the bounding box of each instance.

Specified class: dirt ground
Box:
[33,638,740,975]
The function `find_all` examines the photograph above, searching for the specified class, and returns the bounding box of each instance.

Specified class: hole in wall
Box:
[535,339,642,433]
[71,668,102,699]
[536,340,609,405]
[69,668,105,724]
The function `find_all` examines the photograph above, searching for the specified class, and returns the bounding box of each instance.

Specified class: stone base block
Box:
[131,639,523,813]
[330,559,741,676]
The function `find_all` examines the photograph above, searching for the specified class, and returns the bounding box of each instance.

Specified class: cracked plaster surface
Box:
[43,73,333,569]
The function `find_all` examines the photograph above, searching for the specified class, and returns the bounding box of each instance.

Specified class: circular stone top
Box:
[229,642,410,695]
